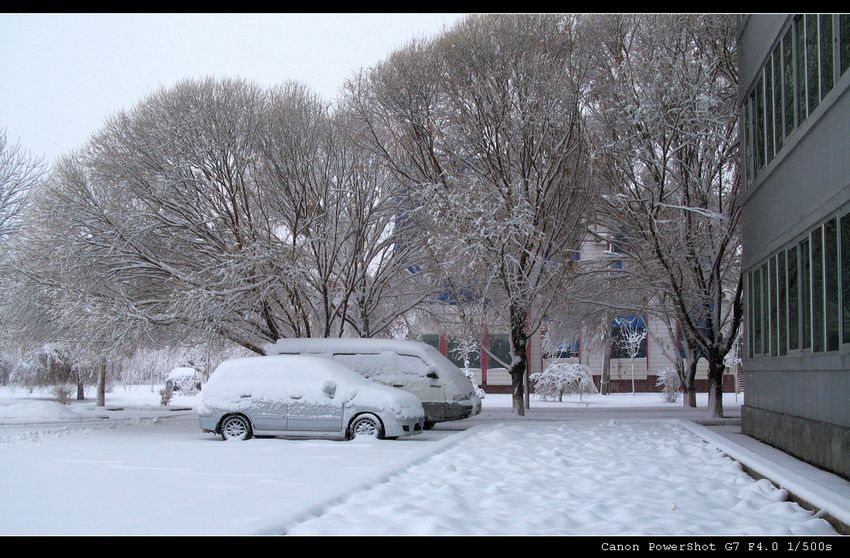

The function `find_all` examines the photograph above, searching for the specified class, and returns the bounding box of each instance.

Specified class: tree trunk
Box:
[682,354,698,408]
[600,340,612,395]
[76,380,85,400]
[96,363,107,407]
[707,358,725,418]
[508,306,528,416]
[510,368,526,416]
[523,368,530,410]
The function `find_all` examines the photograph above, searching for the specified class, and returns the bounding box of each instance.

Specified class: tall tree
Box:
[588,14,741,417]
[346,14,596,415]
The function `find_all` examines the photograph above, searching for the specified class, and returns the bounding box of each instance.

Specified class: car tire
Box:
[423,421,435,430]
[348,414,384,440]
[220,415,253,441]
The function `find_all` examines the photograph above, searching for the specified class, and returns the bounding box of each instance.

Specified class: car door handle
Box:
[289,395,303,400]
[240,394,251,398]
[430,385,441,388]
[392,384,404,388]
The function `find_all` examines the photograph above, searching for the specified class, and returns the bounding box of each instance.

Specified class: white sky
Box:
[0,13,466,165]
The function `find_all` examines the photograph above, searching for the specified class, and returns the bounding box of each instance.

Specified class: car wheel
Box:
[349,414,383,440]
[220,415,253,441]
[423,421,435,430]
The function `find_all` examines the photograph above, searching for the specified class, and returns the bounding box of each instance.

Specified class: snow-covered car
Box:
[165,366,201,394]
[198,355,425,441]
[268,338,481,429]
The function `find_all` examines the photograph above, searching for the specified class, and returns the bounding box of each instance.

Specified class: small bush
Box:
[656,367,682,403]
[159,387,174,407]
[52,384,74,405]
[531,363,598,403]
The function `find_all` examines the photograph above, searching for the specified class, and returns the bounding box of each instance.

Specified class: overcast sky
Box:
[0,13,465,165]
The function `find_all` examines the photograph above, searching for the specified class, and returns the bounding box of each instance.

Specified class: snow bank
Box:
[0,400,80,420]
[288,421,835,535]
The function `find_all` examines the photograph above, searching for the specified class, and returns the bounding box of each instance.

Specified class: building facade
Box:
[740,14,850,478]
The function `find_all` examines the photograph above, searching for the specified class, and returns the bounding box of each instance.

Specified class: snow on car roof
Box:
[211,355,368,385]
[166,367,197,380]
[268,338,443,358]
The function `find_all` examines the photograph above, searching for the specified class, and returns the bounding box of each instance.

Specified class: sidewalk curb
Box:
[253,424,488,535]
[678,419,850,534]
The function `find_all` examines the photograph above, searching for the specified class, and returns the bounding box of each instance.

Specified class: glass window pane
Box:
[842,214,850,344]
[773,45,784,152]
[826,218,839,350]
[756,75,765,170]
[761,262,770,355]
[788,245,799,350]
[746,96,754,184]
[783,28,795,136]
[841,14,850,75]
[812,226,824,352]
[765,58,775,162]
[806,14,820,115]
[754,267,762,354]
[779,250,787,355]
[801,238,811,349]
[770,255,778,356]
[820,15,834,100]
[748,271,755,358]
[796,15,807,122]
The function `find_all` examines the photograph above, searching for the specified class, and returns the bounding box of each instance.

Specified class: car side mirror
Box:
[322,381,337,399]
[426,370,439,380]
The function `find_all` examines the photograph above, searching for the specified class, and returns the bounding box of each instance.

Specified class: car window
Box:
[396,354,429,376]
[332,353,385,379]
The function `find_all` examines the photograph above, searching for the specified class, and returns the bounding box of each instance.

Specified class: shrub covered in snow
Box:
[655,367,682,403]
[52,384,73,405]
[160,387,173,407]
[531,363,597,402]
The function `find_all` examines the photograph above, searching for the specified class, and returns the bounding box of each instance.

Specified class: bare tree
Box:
[613,316,647,396]
[346,15,596,415]
[0,129,44,242]
[588,14,741,417]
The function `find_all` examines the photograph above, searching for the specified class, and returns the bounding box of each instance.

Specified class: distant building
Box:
[422,225,738,394]
[739,14,850,478]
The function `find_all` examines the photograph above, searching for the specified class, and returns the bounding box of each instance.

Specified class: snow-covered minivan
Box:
[198,355,425,440]
[268,338,481,429]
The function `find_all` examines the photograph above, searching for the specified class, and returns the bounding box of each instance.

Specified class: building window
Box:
[819,15,834,101]
[765,59,775,162]
[801,238,812,349]
[747,271,755,358]
[841,14,850,75]
[842,213,850,344]
[770,255,778,356]
[788,245,799,351]
[756,74,766,171]
[779,250,788,355]
[794,15,806,125]
[772,45,784,152]
[745,96,754,185]
[754,267,763,354]
[812,225,825,352]
[806,14,820,115]
[783,27,795,136]
[761,262,769,354]
[825,217,839,351]
[611,316,647,359]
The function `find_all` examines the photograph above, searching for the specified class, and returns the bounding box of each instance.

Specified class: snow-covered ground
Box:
[0,384,836,535]
[288,421,835,536]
